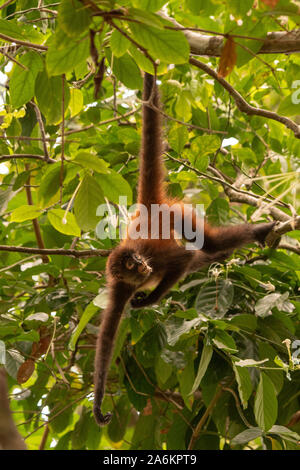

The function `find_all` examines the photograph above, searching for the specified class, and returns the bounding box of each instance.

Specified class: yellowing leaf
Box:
[218,36,237,78]
[261,0,279,7]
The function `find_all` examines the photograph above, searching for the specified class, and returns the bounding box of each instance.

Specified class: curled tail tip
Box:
[93,406,112,427]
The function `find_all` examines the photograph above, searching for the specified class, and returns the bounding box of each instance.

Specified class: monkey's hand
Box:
[130,291,149,308]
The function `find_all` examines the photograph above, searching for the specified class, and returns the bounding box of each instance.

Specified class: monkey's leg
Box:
[202,222,275,252]
[171,204,274,251]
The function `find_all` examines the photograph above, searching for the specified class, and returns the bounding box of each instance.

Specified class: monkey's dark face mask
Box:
[108,249,152,285]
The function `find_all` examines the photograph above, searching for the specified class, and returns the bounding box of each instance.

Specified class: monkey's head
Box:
[107,246,152,285]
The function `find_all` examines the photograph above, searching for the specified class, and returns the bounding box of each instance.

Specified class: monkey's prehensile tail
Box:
[138,72,166,209]
[93,281,134,426]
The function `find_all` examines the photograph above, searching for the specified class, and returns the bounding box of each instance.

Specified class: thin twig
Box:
[278,243,300,255]
[0,245,111,257]
[0,50,28,70]
[0,154,55,163]
[63,108,138,136]
[149,102,226,134]
[38,425,49,451]
[0,0,16,10]
[0,32,48,51]
[0,135,78,143]
[24,163,49,264]
[30,101,51,162]
[60,74,65,204]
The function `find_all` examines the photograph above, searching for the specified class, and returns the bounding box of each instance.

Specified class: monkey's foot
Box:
[254,222,276,247]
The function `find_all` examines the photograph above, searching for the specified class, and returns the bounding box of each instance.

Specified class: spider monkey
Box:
[93,72,275,426]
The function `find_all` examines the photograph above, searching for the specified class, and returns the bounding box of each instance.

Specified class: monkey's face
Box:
[108,249,152,285]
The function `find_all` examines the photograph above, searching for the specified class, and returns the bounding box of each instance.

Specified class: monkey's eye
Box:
[125,259,135,270]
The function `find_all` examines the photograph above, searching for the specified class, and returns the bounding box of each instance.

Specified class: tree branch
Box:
[189,57,300,139]
[0,154,55,163]
[0,33,47,51]
[159,13,300,56]
[0,245,110,258]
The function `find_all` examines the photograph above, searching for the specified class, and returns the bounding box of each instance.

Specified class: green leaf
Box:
[189,340,213,395]
[277,94,300,117]
[112,53,143,90]
[191,135,221,158]
[58,0,91,37]
[195,280,234,319]
[206,199,230,225]
[229,314,257,332]
[255,292,292,318]
[129,44,167,74]
[178,356,195,409]
[213,330,237,352]
[95,170,133,205]
[69,302,98,351]
[108,396,131,442]
[155,355,173,385]
[71,407,90,449]
[130,23,190,64]
[267,425,300,444]
[74,174,104,231]
[175,91,191,121]
[0,18,30,41]
[110,29,131,57]
[93,289,109,309]
[128,8,165,28]
[10,51,43,108]
[232,147,257,165]
[234,358,269,368]
[168,126,189,154]
[233,364,253,409]
[38,163,65,207]
[10,204,42,222]
[231,427,263,446]
[5,350,24,380]
[47,209,81,237]
[131,0,168,11]
[35,70,70,124]
[69,88,84,117]
[46,37,89,76]
[254,372,278,432]
[72,152,110,174]
[165,317,201,347]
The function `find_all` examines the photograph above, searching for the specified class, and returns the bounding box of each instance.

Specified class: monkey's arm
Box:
[93,281,135,426]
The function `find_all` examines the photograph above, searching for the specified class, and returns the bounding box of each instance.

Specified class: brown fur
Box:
[0,368,27,450]
[93,73,275,426]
